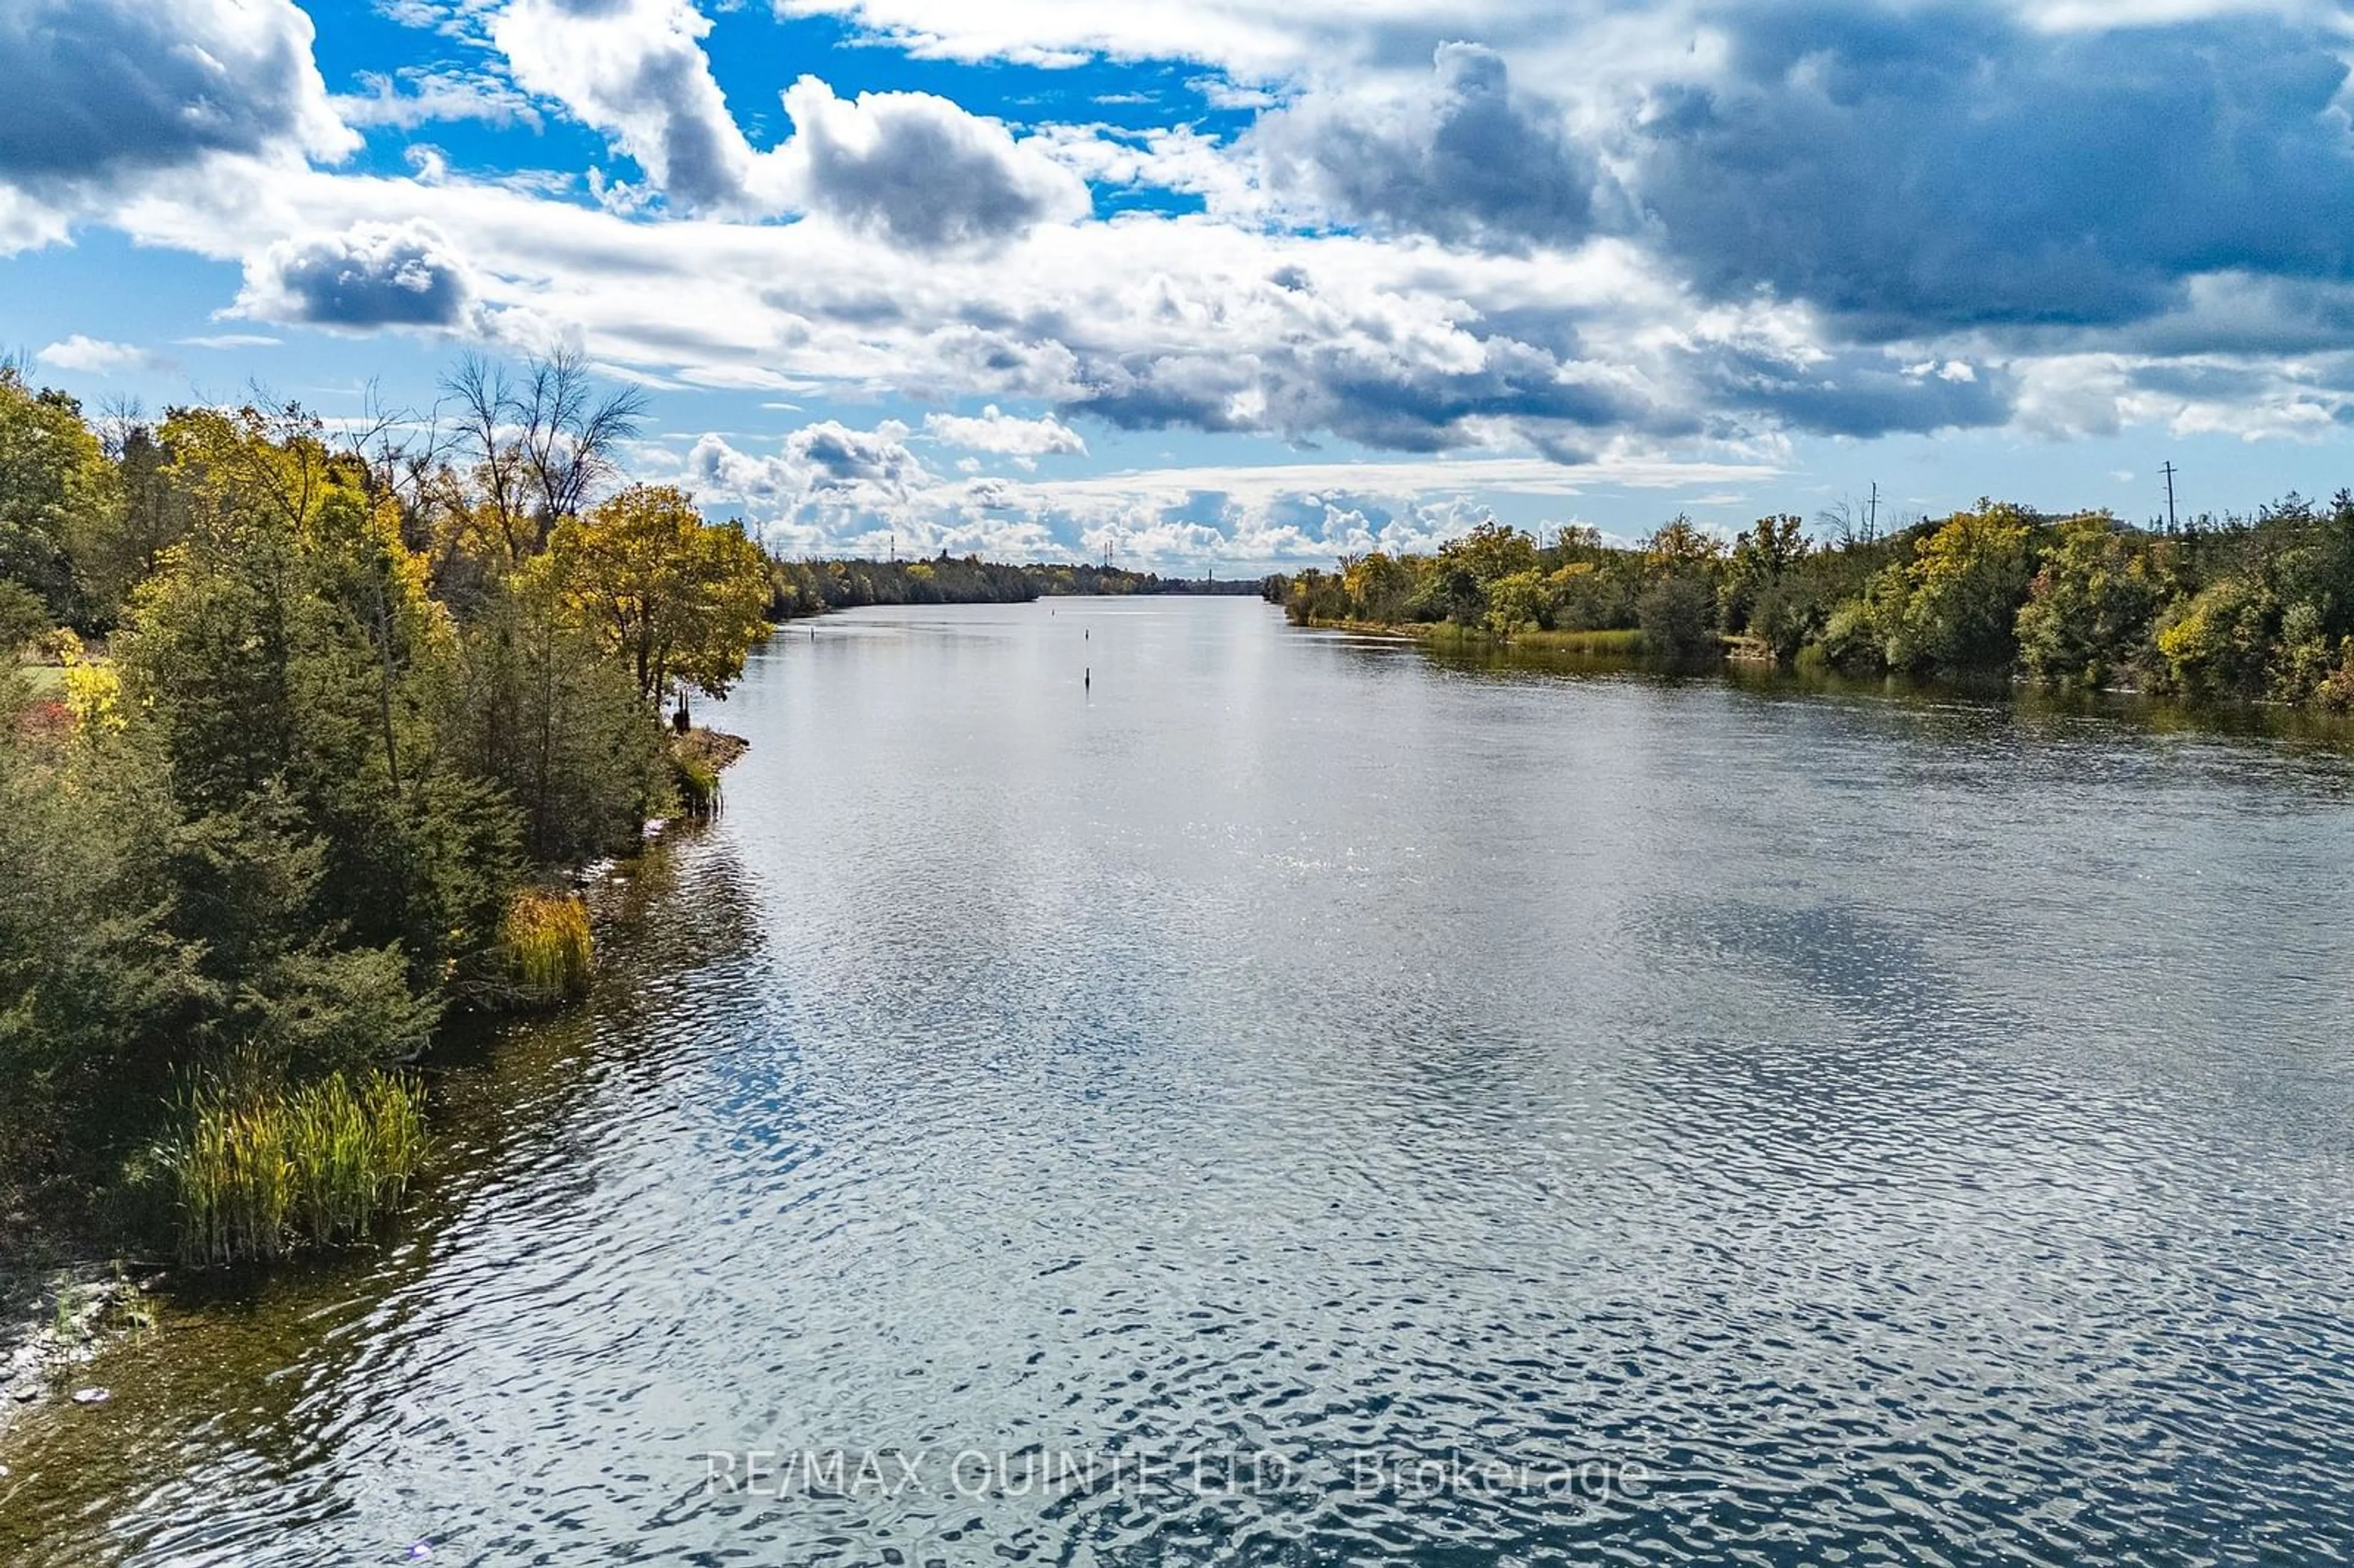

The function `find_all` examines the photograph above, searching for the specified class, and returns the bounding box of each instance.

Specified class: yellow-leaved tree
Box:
[544,484,771,712]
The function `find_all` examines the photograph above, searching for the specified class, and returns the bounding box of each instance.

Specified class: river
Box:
[5,596,2354,1565]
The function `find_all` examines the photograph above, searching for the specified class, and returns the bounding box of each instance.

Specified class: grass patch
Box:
[499,888,593,1006]
[1316,618,1651,658]
[164,1070,427,1268]
[1491,626,1647,657]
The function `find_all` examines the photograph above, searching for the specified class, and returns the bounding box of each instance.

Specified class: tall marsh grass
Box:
[671,748,720,816]
[168,1070,427,1267]
[500,888,593,1005]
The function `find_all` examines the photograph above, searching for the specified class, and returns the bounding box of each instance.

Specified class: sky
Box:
[7,1,2354,569]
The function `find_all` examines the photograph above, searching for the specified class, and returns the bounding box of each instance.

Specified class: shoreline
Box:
[0,728,750,1441]
[0,1265,157,1443]
[1295,615,1781,661]
[1298,615,1649,656]
[1292,614,2354,742]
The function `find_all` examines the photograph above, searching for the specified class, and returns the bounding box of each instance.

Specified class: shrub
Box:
[2314,641,2354,713]
[2157,574,2276,699]
[0,578,47,653]
[1636,574,1720,662]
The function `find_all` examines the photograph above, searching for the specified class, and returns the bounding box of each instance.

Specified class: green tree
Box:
[1441,521,1540,586]
[454,565,664,862]
[1637,574,1718,660]
[1722,514,1810,639]
[75,422,189,621]
[1634,516,1724,658]
[0,577,47,652]
[122,408,514,1007]
[0,714,208,1174]
[1644,516,1724,575]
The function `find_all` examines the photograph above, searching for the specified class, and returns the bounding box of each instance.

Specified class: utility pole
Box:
[1867,481,1879,541]
[2161,462,2179,533]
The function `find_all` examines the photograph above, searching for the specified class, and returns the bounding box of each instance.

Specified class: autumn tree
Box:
[2016,514,2160,688]
[546,484,772,711]
[1833,501,2035,674]
[1342,552,1417,623]
[0,365,120,628]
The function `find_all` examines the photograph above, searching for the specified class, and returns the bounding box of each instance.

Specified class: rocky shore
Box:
[0,1266,160,1442]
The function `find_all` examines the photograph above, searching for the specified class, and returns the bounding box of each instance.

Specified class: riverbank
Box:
[1300,616,1653,657]
[1295,616,1797,663]
[0,728,749,1428]
[0,1263,159,1442]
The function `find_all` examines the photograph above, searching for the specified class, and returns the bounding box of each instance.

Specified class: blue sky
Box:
[7,0,2354,569]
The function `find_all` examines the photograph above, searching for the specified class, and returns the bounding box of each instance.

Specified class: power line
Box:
[2161,461,2179,533]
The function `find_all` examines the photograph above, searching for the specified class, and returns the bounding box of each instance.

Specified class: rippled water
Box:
[7,597,2354,1566]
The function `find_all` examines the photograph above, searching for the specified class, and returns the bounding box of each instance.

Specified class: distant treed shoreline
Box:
[1268,501,2354,708]
[764,556,1266,618]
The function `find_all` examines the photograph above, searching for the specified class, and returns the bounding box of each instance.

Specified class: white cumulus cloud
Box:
[922,405,1088,464]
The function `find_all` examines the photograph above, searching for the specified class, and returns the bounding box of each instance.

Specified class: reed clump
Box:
[168,1070,427,1267]
[499,888,593,1005]
[670,747,720,816]
[666,727,744,820]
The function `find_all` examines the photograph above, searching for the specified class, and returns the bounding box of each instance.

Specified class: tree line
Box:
[0,352,771,1249]
[765,555,1263,618]
[1269,498,2354,706]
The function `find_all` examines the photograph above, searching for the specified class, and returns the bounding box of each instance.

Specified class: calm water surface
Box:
[6,598,2354,1566]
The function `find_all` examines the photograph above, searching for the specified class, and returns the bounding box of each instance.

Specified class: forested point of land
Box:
[1268,503,2354,708]
[0,352,770,1263]
[764,555,1265,617]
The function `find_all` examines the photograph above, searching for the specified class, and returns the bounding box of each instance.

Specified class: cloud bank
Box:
[8,0,2354,560]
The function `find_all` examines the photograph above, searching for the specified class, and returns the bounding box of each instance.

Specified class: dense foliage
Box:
[1271,498,2354,705]
[0,359,771,1252]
